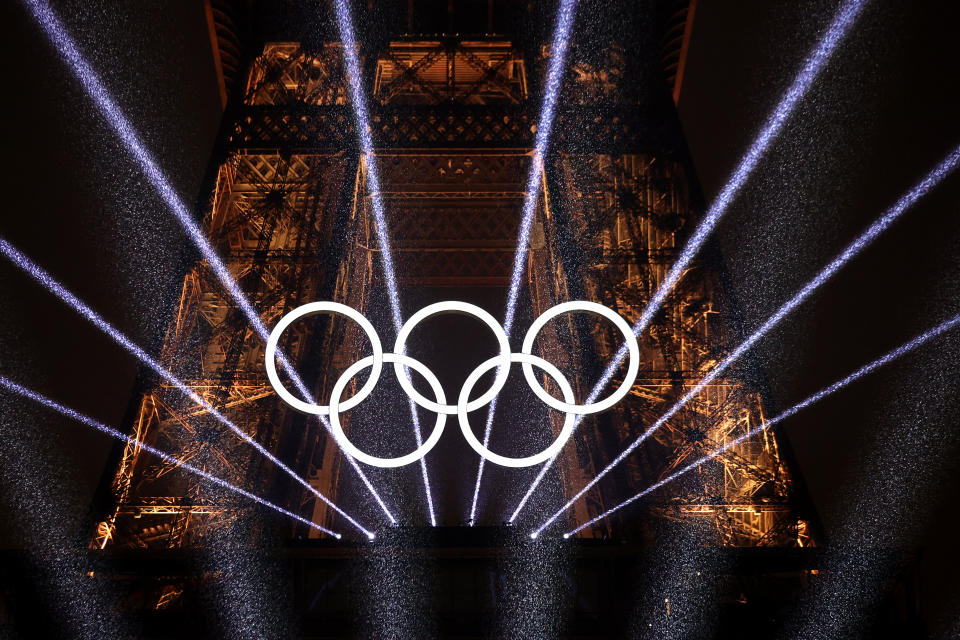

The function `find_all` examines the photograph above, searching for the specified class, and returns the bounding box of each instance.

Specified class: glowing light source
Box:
[530,143,960,534]
[558,312,960,538]
[20,0,397,524]
[0,376,343,540]
[0,237,373,539]
[469,0,579,525]
[332,0,436,525]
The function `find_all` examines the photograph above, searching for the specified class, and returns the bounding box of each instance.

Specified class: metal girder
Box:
[94,148,357,549]
[228,104,669,153]
[377,47,448,103]
[530,151,805,547]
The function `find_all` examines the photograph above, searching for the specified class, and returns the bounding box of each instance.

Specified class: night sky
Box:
[0,0,958,633]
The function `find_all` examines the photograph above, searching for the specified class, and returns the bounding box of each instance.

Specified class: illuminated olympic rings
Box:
[265,301,639,468]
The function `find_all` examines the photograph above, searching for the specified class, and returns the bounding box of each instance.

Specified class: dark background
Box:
[0,0,957,633]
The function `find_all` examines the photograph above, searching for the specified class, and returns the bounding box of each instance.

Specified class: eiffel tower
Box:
[89,0,814,560]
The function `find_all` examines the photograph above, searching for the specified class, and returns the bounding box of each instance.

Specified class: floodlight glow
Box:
[507,0,869,525]
[469,0,579,526]
[0,237,374,539]
[20,0,397,523]
[0,376,342,539]
[625,0,868,346]
[333,0,436,525]
[503,0,577,336]
[528,143,960,532]
[558,312,960,538]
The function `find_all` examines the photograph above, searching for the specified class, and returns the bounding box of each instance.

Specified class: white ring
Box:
[266,299,639,469]
[265,301,383,415]
[393,301,511,415]
[458,353,576,468]
[329,353,446,468]
[520,301,639,415]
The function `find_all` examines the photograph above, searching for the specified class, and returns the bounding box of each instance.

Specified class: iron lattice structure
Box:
[532,151,809,545]
[527,45,810,545]
[93,19,810,550]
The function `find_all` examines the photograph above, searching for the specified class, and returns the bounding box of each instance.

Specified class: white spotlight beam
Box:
[332,0,436,526]
[0,237,374,539]
[468,0,579,526]
[20,0,396,524]
[529,144,960,534]
[505,0,882,523]
[558,312,960,538]
[0,376,344,540]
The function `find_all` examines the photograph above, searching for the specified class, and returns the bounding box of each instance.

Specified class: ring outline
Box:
[458,353,576,468]
[265,301,383,415]
[329,353,446,468]
[520,301,640,415]
[393,301,511,415]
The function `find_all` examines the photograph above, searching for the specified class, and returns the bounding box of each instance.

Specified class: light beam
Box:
[0,237,374,539]
[20,0,396,524]
[468,0,579,526]
[332,0,436,526]
[0,376,343,539]
[529,143,960,533]
[508,0,869,523]
[559,312,960,538]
